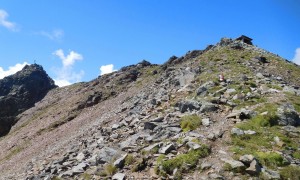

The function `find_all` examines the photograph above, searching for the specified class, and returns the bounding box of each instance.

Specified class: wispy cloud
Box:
[292,47,300,65]
[0,9,18,31]
[0,62,29,79]
[38,29,64,41]
[100,64,117,75]
[52,49,84,87]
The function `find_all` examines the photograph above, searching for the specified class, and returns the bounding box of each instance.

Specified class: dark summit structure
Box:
[0,64,57,136]
[236,35,253,45]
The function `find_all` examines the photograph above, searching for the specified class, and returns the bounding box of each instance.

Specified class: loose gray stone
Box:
[256,73,264,78]
[199,101,217,113]
[231,128,244,136]
[144,122,158,130]
[72,162,88,175]
[239,154,255,165]
[246,159,261,175]
[151,117,164,122]
[227,108,255,120]
[208,173,224,179]
[221,158,245,169]
[159,144,175,154]
[76,152,85,162]
[226,88,237,95]
[119,132,149,150]
[112,173,126,180]
[112,123,120,130]
[166,127,182,133]
[176,100,200,113]
[144,142,163,152]
[244,130,256,135]
[111,133,119,139]
[186,142,201,150]
[60,170,73,177]
[200,162,212,170]
[96,147,118,164]
[113,154,127,168]
[202,118,210,126]
[196,81,214,96]
[207,133,216,141]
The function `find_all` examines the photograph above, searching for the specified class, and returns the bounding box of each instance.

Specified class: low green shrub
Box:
[180,114,201,132]
[158,145,210,175]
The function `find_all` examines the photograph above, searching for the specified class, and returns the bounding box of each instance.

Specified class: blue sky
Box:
[0,0,299,86]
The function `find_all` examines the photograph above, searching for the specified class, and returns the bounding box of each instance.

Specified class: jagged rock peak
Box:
[0,63,57,136]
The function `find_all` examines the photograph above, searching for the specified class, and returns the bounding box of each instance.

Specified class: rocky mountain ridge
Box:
[0,36,299,180]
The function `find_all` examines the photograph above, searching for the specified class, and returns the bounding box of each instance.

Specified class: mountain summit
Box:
[0,64,56,136]
[0,37,299,179]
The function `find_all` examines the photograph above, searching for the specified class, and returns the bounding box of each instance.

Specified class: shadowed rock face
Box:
[0,64,57,136]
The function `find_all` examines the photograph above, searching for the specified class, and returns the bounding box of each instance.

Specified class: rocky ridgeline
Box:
[1,37,300,180]
[0,64,57,136]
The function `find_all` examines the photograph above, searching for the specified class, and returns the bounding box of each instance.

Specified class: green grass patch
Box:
[235,96,267,109]
[180,114,201,132]
[267,84,283,91]
[231,132,272,156]
[80,173,92,180]
[157,145,210,175]
[125,154,135,166]
[230,103,300,170]
[292,151,300,159]
[280,165,300,180]
[257,152,284,169]
[104,163,117,176]
[241,103,279,127]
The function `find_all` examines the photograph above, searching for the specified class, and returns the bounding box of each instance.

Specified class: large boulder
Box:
[277,104,300,126]
[0,64,57,136]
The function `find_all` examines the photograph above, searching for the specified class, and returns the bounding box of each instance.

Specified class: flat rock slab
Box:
[159,144,175,154]
[112,173,126,180]
[221,158,245,169]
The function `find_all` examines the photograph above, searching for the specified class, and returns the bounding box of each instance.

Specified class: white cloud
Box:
[53,49,84,87]
[38,29,64,41]
[0,9,17,31]
[53,49,83,67]
[100,64,117,75]
[0,62,29,79]
[292,47,300,65]
[53,79,71,87]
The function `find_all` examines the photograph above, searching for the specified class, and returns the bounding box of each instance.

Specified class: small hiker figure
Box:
[219,73,224,82]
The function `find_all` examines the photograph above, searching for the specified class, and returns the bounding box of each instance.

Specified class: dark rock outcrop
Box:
[0,64,57,136]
